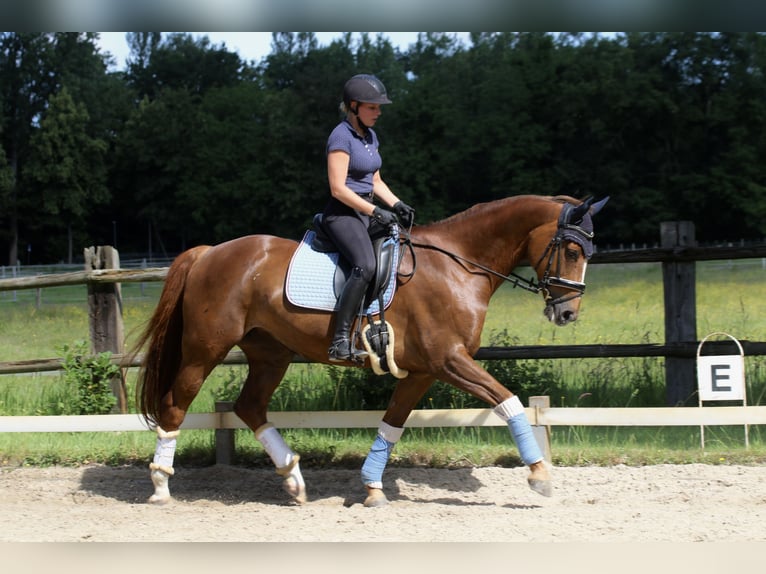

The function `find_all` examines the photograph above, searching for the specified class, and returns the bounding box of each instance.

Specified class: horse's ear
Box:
[588,196,609,217]
[568,196,593,223]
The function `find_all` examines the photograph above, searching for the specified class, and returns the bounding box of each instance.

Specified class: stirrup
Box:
[328,337,368,363]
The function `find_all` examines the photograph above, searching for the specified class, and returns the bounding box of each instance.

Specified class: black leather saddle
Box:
[310,213,397,307]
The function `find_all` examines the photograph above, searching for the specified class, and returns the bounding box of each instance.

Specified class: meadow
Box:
[1,258,766,468]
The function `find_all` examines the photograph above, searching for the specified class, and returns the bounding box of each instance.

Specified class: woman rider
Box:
[322,74,415,363]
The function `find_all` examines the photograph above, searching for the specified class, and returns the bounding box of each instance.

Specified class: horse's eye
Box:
[565,248,580,262]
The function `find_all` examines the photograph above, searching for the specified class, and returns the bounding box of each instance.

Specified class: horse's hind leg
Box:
[148,360,213,504]
[234,332,306,504]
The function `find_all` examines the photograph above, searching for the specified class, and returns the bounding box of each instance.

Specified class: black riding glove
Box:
[372,206,398,227]
[392,201,415,228]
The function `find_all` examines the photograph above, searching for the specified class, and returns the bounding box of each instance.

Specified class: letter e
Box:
[711,364,731,392]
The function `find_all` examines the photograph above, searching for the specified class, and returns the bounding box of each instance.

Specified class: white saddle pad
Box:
[285,230,398,314]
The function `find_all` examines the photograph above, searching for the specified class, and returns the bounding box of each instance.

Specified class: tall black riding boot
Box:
[328,268,370,363]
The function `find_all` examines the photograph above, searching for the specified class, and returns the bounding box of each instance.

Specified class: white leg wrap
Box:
[255,423,306,501]
[147,427,179,504]
[156,426,181,440]
[378,421,405,443]
[493,396,526,422]
[255,423,294,468]
[150,426,179,475]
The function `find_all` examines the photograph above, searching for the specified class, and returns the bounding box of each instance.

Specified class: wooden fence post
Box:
[85,246,127,413]
[215,401,235,465]
[529,396,552,463]
[661,222,697,406]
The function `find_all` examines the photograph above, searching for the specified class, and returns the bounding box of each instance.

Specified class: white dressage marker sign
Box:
[697,354,745,401]
[696,332,748,448]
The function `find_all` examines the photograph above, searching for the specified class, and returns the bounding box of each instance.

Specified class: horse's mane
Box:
[416,194,579,231]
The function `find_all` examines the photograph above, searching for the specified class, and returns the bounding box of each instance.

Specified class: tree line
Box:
[1,31,765,265]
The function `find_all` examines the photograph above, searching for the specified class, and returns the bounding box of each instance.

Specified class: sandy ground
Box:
[2,462,766,543]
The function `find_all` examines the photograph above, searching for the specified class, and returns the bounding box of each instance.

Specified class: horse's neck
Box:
[420,197,556,276]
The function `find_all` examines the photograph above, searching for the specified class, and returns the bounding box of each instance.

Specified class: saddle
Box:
[284,214,407,378]
[310,213,396,307]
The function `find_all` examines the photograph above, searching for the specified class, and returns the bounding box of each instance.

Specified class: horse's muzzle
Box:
[544,300,580,326]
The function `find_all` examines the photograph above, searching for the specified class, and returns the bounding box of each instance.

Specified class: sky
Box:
[96,32,469,71]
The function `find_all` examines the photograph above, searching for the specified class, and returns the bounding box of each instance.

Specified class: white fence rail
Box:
[3,405,765,432]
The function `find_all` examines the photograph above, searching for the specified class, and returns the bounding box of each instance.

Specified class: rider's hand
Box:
[393,201,415,228]
[372,206,398,227]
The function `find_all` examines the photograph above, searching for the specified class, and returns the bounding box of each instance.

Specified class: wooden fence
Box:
[2,402,765,464]
[1,223,766,461]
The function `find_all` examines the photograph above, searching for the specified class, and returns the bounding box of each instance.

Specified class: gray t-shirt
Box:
[326,119,383,196]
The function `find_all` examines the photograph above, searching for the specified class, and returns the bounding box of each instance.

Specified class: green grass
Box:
[2,259,766,468]
[4,426,765,469]
[484,260,766,345]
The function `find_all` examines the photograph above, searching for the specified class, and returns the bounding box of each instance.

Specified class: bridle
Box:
[399,201,595,308]
[531,204,593,306]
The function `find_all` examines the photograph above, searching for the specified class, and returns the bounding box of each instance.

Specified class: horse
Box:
[133,193,608,507]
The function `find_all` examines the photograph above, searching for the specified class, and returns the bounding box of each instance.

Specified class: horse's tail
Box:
[132,245,210,426]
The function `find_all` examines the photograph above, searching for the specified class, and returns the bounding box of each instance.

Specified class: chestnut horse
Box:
[134,194,607,506]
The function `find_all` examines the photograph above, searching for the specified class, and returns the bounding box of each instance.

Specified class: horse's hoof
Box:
[148,468,172,505]
[283,476,307,504]
[527,460,552,497]
[147,493,172,505]
[527,478,552,497]
[363,487,389,508]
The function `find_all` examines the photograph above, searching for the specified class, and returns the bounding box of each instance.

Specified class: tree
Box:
[0,33,55,265]
[354,32,459,223]
[126,32,244,101]
[24,87,108,262]
[6,32,766,260]
[0,134,13,222]
[0,32,118,264]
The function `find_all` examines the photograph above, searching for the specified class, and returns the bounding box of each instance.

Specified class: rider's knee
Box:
[352,265,374,284]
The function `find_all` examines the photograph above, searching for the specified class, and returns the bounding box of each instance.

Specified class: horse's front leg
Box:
[493,394,551,496]
[361,372,435,507]
[439,346,552,498]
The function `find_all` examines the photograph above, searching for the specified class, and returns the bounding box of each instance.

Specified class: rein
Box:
[404,236,542,294]
[397,205,594,306]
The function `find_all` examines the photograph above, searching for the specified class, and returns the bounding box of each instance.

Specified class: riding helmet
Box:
[343,74,392,106]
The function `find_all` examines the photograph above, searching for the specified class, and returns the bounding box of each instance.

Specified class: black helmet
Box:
[343,74,392,106]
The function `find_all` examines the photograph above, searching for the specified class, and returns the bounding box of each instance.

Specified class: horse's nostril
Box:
[561,310,576,323]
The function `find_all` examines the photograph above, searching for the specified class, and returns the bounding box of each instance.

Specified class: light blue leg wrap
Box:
[495,396,543,466]
[508,412,544,465]
[361,422,403,489]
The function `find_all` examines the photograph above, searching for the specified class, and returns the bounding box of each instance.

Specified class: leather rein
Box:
[396,207,594,308]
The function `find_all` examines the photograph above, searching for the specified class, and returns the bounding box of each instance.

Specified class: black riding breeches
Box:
[322,209,375,284]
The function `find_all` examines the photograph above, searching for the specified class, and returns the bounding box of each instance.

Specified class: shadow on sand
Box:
[78,464,539,508]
